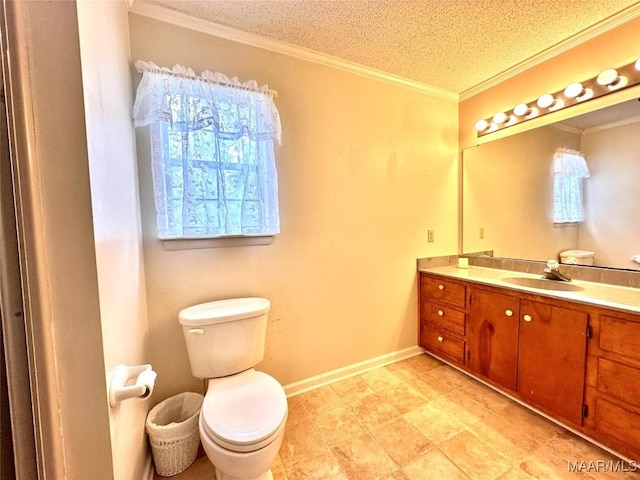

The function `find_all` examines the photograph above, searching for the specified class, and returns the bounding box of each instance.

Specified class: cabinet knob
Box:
[523,314,532,322]
[505,309,513,317]
[437,336,444,342]
[438,284,445,291]
[437,310,444,316]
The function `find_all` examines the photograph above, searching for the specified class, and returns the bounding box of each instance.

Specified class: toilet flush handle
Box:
[188,328,205,335]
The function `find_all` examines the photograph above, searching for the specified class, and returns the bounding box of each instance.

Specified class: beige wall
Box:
[580,120,640,269]
[129,14,459,400]
[76,1,152,479]
[460,17,640,150]
[463,125,581,260]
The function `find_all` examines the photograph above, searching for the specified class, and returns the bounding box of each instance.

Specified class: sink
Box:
[502,276,584,292]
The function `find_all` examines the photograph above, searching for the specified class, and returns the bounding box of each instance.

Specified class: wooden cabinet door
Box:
[517,300,588,425]
[468,290,519,390]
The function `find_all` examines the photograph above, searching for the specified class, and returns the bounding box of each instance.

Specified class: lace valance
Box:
[553,148,590,224]
[133,60,281,144]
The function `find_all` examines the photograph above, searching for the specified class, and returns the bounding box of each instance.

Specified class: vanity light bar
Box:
[475,57,640,137]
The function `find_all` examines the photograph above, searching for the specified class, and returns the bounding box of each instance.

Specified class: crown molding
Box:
[128,2,458,101]
[583,115,640,135]
[460,3,640,101]
[552,123,583,136]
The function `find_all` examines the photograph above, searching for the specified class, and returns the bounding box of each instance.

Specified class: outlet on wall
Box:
[428,229,434,242]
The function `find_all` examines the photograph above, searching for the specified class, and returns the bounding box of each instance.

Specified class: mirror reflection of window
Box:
[462,98,640,271]
[552,148,590,224]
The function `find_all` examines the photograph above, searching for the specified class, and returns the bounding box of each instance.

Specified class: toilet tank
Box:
[560,250,595,266]
[179,298,270,378]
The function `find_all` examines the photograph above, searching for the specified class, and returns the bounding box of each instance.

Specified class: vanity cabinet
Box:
[467,290,519,390]
[419,270,640,462]
[465,288,588,426]
[418,275,467,366]
[583,310,640,460]
[517,300,588,426]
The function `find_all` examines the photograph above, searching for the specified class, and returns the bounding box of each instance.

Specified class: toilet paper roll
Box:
[136,369,157,398]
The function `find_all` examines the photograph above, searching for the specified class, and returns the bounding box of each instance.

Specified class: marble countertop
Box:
[419,265,640,315]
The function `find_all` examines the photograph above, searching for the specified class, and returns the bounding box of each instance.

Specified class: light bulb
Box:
[513,103,530,117]
[492,112,508,124]
[597,68,619,86]
[537,94,555,109]
[564,82,585,99]
[475,119,489,132]
[636,58,640,71]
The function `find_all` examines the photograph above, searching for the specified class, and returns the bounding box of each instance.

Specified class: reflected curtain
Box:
[552,148,590,224]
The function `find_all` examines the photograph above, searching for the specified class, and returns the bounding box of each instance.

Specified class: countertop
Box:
[419,265,640,315]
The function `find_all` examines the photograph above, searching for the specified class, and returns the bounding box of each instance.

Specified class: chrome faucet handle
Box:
[543,259,571,281]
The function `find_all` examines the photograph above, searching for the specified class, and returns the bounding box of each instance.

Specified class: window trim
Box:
[161,235,274,251]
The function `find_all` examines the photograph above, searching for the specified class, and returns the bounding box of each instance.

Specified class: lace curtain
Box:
[133,61,281,238]
[552,148,590,224]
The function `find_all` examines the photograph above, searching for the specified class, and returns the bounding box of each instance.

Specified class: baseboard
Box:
[283,345,425,397]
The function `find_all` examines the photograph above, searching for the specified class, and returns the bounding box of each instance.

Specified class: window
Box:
[552,148,590,224]
[133,61,281,239]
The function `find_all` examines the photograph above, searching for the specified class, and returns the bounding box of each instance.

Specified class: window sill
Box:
[161,236,274,250]
[553,222,580,228]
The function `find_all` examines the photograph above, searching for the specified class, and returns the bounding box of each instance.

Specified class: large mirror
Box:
[463,98,640,271]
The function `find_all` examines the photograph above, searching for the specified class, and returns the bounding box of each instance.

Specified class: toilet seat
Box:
[201,370,287,453]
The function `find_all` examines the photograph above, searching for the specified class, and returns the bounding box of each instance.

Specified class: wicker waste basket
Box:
[146,392,203,477]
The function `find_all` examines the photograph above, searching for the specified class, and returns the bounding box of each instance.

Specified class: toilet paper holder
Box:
[109,364,157,407]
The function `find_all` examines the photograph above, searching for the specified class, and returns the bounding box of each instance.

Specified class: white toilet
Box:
[179,298,288,480]
[560,249,596,266]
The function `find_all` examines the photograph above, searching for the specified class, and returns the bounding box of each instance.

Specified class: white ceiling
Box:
[130,0,640,95]
[560,98,640,129]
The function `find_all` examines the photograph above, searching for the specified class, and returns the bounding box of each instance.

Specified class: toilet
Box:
[179,298,287,480]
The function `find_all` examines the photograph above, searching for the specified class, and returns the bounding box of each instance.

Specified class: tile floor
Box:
[156,354,639,480]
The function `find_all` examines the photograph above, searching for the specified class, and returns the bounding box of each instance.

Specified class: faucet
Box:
[543,260,572,282]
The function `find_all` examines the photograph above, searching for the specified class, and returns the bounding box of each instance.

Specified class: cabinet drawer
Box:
[600,316,640,363]
[423,304,465,335]
[422,277,466,308]
[422,329,465,364]
[595,397,640,452]
[597,358,640,408]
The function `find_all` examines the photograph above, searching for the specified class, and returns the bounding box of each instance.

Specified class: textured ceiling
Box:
[132,0,640,94]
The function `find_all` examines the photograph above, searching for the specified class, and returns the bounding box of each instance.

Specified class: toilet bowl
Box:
[179,298,288,480]
[199,370,287,480]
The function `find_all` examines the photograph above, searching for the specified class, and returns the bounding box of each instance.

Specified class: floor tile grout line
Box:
[430,443,475,480]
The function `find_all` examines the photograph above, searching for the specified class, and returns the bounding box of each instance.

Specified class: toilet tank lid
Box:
[560,250,595,257]
[179,297,270,326]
